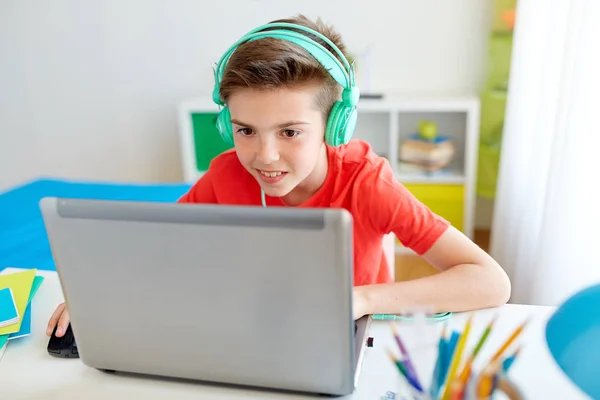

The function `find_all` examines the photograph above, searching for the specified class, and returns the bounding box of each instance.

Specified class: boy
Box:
[47,15,510,338]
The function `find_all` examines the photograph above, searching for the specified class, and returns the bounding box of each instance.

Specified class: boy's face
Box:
[228,86,328,204]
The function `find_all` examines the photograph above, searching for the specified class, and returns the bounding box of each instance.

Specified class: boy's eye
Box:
[282,129,300,138]
[236,128,253,136]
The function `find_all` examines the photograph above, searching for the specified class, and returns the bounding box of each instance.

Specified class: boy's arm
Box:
[355,164,511,317]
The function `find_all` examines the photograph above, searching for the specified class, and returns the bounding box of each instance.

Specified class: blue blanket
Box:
[0,178,191,272]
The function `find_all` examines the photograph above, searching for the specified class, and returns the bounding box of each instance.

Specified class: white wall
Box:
[0,0,493,192]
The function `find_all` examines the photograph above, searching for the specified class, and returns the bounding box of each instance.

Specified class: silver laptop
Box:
[40,197,371,396]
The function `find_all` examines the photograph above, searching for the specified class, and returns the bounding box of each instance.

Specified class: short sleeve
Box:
[177,170,217,204]
[363,160,450,255]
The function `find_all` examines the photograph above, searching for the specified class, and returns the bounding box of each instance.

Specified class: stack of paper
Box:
[0,269,45,354]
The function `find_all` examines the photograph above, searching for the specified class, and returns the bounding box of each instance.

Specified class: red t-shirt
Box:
[178,139,449,286]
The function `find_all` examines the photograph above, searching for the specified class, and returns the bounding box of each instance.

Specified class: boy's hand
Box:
[353,286,369,320]
[46,302,70,337]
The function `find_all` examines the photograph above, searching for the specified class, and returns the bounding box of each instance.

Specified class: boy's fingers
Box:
[56,309,70,337]
[46,303,66,336]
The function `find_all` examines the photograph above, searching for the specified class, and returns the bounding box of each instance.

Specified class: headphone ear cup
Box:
[325,101,357,147]
[216,107,234,146]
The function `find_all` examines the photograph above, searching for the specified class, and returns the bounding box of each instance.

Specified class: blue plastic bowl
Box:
[546,283,600,399]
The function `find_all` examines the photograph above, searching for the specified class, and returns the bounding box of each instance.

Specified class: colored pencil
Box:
[397,360,424,393]
[441,313,473,400]
[488,318,529,364]
[387,349,424,393]
[476,361,501,398]
[440,330,460,393]
[457,314,497,384]
[449,380,465,400]
[390,322,422,388]
[502,346,521,373]
[476,371,493,398]
[429,323,448,398]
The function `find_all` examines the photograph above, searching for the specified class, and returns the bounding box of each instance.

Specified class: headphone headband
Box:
[212,21,360,149]
[213,22,356,105]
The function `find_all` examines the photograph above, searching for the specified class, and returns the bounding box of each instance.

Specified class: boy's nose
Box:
[256,138,280,164]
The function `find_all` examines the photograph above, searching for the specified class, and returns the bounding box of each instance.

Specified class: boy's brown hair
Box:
[218,15,349,122]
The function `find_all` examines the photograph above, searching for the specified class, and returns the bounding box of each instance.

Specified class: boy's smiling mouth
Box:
[259,170,285,177]
[256,169,288,184]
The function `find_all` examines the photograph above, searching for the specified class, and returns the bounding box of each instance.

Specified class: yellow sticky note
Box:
[0,269,36,335]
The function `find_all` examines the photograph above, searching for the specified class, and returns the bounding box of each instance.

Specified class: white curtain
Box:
[490,0,600,306]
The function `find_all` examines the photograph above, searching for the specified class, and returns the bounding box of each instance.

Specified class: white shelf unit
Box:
[177,93,481,252]
[351,94,480,246]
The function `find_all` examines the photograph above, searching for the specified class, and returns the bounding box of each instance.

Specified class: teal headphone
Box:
[212,22,360,148]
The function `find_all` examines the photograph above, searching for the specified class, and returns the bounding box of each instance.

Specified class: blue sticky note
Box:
[0,288,19,327]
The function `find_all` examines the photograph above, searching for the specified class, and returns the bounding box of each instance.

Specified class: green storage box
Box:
[190,112,233,171]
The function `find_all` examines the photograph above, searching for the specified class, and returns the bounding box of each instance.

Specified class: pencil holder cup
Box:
[390,374,525,400]
[461,374,525,400]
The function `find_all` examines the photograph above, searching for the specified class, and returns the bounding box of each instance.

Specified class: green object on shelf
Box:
[418,120,438,141]
[190,112,233,172]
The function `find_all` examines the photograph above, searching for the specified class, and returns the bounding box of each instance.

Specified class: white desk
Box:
[0,272,590,400]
